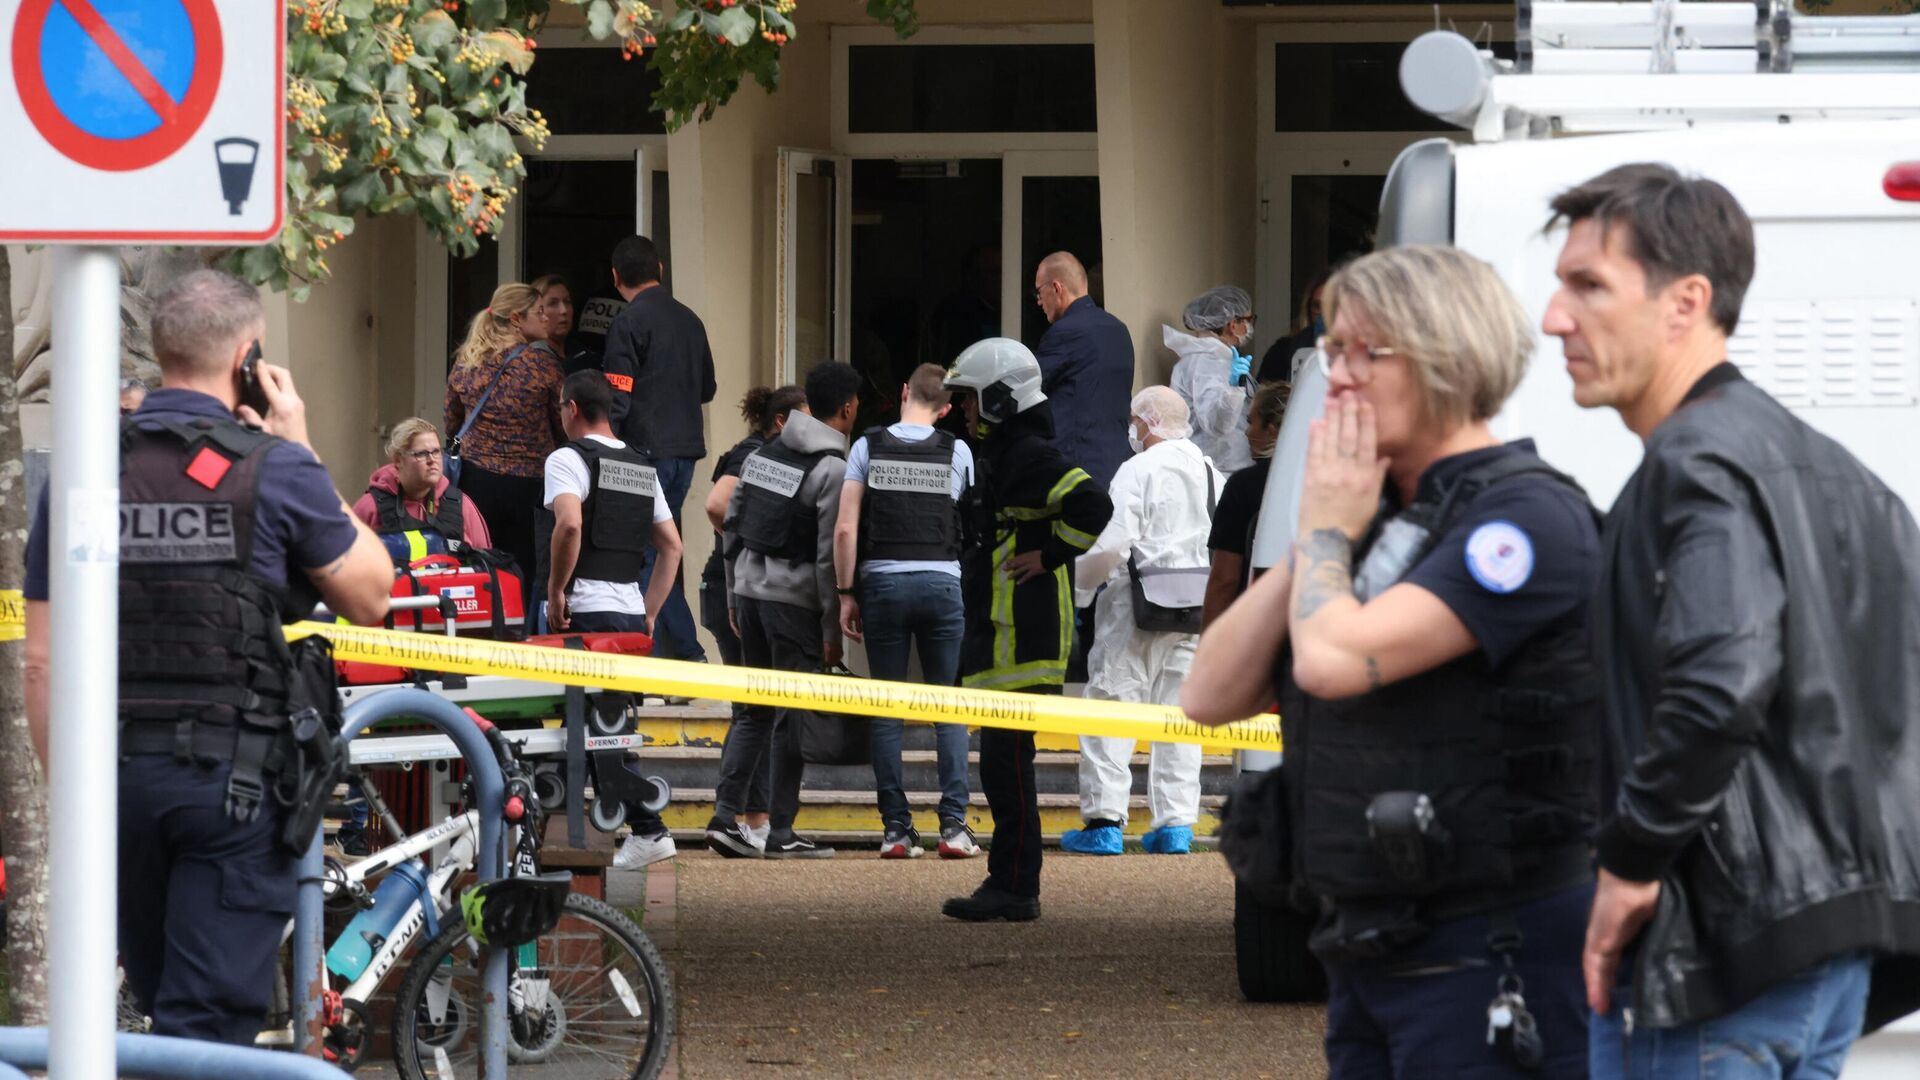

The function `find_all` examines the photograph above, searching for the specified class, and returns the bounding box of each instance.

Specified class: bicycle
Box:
[115,708,676,1080]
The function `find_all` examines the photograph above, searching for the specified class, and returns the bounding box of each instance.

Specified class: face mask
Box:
[1311,315,1326,339]
[1127,425,1144,455]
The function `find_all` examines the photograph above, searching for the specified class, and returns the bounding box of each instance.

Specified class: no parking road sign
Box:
[0,0,283,242]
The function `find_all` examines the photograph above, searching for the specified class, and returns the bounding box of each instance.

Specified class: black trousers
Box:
[701,577,771,815]
[720,595,819,833]
[119,755,295,1046]
[568,607,668,838]
[457,462,543,612]
[981,685,1057,899]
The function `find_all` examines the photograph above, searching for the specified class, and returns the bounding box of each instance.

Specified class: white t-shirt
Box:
[543,434,672,615]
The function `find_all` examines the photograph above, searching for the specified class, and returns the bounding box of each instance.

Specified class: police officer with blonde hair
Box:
[1187,245,1603,1077]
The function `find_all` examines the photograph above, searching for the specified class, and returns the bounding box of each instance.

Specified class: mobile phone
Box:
[238,341,271,418]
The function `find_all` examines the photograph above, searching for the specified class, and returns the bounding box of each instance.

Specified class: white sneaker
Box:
[747,823,770,852]
[613,832,677,870]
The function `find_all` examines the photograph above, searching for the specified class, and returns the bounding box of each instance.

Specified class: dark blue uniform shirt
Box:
[1397,440,1600,667]
[25,388,359,601]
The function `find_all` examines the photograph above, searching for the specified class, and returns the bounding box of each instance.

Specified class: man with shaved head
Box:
[1032,252,1133,489]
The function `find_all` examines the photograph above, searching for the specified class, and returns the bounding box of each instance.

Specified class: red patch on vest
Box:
[604,372,634,393]
[184,446,233,490]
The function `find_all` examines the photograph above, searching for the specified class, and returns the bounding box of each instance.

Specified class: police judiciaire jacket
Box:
[1596,365,1920,1031]
[603,286,718,460]
[960,403,1114,692]
[723,410,849,643]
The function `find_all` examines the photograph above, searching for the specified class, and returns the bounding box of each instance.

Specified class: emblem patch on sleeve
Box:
[1464,520,1534,594]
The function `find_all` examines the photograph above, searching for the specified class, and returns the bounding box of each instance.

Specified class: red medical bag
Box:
[386,553,526,638]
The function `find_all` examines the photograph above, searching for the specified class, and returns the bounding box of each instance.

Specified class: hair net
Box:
[1182,286,1253,333]
[1130,385,1192,441]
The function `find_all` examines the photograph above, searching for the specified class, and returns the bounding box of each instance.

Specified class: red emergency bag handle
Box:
[408,554,464,571]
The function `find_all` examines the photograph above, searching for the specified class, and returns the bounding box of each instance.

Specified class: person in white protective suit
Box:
[1060,386,1227,856]
[1166,285,1258,474]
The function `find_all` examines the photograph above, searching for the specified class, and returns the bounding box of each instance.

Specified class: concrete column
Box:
[665,28,832,656]
[1095,0,1257,386]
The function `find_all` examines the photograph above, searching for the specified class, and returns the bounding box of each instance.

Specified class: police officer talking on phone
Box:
[22,269,393,1045]
[1186,247,1603,1078]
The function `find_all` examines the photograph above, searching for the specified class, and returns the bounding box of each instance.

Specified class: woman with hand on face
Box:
[1185,246,1603,1079]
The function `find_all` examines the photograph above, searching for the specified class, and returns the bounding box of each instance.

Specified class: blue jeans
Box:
[1590,953,1870,1080]
[860,571,969,830]
[641,457,705,661]
[1323,882,1595,1079]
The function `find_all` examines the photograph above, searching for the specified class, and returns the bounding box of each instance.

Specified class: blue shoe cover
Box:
[1060,824,1123,855]
[1141,825,1192,854]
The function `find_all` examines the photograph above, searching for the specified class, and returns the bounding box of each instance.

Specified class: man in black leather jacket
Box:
[1545,163,1920,1078]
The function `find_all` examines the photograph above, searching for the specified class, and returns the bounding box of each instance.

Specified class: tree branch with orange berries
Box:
[227,0,918,299]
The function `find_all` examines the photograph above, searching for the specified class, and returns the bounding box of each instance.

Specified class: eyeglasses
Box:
[403,448,442,464]
[1033,281,1054,300]
[1314,335,1401,383]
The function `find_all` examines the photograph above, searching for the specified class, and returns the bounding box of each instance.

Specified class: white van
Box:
[1234,10,1920,1068]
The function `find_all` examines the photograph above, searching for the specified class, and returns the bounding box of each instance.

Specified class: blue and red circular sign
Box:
[11,0,224,172]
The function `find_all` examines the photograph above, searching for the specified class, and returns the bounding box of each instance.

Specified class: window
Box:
[525,48,667,135]
[1274,42,1514,133]
[848,45,1096,133]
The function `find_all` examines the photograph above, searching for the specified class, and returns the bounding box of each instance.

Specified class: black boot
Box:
[942,884,1040,922]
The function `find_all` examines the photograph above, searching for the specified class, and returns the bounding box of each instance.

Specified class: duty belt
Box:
[120,718,244,763]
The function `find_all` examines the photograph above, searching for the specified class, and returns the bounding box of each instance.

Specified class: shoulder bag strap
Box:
[454,345,527,444]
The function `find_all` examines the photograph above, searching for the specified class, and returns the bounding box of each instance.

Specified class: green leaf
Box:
[467,0,509,27]
[338,171,387,214]
[713,7,754,47]
[309,52,349,81]
[337,0,376,20]
[413,9,459,51]
[415,129,451,165]
[667,6,698,32]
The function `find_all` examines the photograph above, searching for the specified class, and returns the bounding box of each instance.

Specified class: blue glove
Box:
[1229,349,1252,386]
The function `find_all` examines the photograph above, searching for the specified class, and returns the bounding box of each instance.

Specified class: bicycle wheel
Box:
[390,892,674,1080]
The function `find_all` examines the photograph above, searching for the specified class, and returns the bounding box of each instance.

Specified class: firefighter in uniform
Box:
[543,370,685,868]
[24,270,392,1045]
[941,338,1114,922]
[1186,247,1602,1077]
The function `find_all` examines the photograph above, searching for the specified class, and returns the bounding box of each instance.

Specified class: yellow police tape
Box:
[285,621,1282,752]
[0,589,23,643]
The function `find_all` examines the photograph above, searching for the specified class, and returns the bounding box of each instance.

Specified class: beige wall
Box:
[268,214,418,497]
[1095,0,1257,387]
[666,20,834,654]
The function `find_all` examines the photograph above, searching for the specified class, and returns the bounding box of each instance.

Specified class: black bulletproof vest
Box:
[118,417,300,732]
[859,426,960,563]
[1277,450,1602,910]
[370,484,466,545]
[735,439,842,564]
[568,437,655,586]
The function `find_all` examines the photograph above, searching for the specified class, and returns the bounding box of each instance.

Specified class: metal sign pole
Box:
[46,244,122,1079]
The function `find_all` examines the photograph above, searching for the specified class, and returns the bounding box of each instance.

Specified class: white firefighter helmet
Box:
[944,337,1046,424]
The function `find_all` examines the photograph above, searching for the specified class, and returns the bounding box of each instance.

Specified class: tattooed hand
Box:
[1298,391,1390,543]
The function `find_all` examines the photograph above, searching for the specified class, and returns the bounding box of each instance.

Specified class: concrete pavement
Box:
[635,849,1327,1079]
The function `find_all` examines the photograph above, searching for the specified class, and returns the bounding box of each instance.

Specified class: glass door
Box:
[1254,143,1403,363]
[1000,150,1101,347]
[777,148,852,384]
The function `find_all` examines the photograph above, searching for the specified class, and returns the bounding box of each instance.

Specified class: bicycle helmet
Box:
[460,872,574,947]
